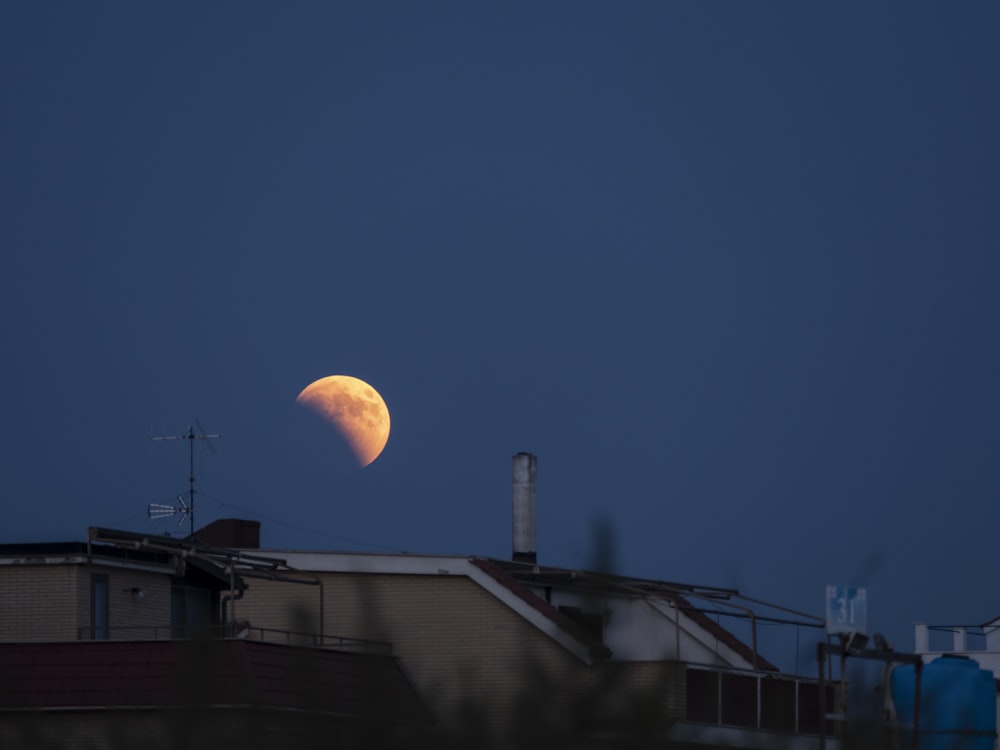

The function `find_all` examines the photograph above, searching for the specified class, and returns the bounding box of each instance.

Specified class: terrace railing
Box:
[685,664,836,736]
[76,623,392,654]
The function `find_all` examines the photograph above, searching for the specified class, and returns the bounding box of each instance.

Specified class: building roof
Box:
[0,541,174,569]
[671,593,779,672]
[4,524,800,674]
[469,557,612,659]
[148,538,791,671]
[487,558,782,671]
[0,640,430,724]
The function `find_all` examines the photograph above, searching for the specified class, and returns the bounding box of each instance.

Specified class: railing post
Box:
[794,678,799,734]
[817,642,826,750]
[914,622,929,653]
[756,674,761,730]
[716,670,722,725]
[953,626,967,653]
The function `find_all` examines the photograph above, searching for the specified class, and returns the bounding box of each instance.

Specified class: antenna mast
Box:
[150,423,221,538]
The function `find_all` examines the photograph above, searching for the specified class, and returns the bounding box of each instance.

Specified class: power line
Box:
[199,491,402,552]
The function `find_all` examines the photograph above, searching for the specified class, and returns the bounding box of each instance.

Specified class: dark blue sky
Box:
[3,2,998,656]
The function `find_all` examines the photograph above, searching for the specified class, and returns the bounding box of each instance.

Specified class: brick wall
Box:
[103,567,172,639]
[0,561,689,742]
[0,563,172,642]
[0,565,82,641]
[583,660,687,722]
[236,571,686,733]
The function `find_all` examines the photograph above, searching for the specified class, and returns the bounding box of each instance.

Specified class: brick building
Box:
[0,456,838,748]
[0,522,837,749]
[0,530,429,750]
[226,545,834,748]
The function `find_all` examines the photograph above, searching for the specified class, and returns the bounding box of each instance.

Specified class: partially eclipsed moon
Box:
[296,375,390,467]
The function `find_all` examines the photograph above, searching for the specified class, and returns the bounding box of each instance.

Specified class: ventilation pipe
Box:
[512,452,537,563]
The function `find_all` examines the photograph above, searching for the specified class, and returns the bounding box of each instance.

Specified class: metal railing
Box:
[685,663,834,736]
[76,624,392,654]
[916,623,995,654]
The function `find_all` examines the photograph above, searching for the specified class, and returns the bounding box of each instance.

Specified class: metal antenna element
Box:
[147,495,191,528]
[149,424,221,538]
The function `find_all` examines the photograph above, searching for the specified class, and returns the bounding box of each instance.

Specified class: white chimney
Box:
[512,452,537,563]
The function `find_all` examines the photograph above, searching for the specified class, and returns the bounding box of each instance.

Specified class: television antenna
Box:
[149,421,220,538]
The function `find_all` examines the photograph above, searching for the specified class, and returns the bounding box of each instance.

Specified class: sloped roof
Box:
[470,557,612,659]
[234,548,786,671]
[0,640,430,723]
[671,593,779,672]
[485,558,780,672]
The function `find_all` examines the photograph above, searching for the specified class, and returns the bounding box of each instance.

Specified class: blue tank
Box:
[891,655,996,750]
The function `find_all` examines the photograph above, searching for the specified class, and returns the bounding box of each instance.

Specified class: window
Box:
[91,573,109,640]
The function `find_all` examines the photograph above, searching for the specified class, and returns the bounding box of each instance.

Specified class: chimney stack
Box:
[512,452,537,563]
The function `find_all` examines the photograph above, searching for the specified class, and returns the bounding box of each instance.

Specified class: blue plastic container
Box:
[891,655,996,750]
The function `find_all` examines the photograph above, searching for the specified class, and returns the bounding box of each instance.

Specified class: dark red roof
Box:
[672,594,779,672]
[471,558,612,659]
[0,640,430,722]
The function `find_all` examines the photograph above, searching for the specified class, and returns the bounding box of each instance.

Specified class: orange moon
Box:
[296,375,391,467]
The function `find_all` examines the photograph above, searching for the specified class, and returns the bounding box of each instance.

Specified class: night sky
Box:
[3,2,998,660]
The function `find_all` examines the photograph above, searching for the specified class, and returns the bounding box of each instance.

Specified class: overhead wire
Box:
[197,490,403,552]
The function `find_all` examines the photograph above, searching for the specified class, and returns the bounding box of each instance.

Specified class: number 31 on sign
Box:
[826,585,867,635]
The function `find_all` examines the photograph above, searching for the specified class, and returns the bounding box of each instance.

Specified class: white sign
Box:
[826,585,867,635]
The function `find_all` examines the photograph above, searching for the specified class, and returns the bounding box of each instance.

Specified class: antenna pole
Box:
[188,427,195,537]
[151,424,221,538]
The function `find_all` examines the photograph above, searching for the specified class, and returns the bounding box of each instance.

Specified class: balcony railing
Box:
[686,664,835,736]
[76,624,392,654]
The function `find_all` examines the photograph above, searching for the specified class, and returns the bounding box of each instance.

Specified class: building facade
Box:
[0,530,429,750]
[228,546,833,747]
[0,522,838,749]
[0,449,840,748]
